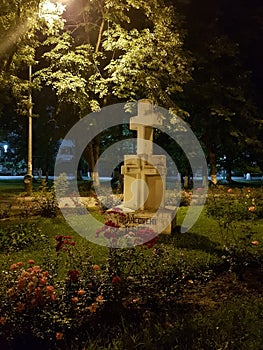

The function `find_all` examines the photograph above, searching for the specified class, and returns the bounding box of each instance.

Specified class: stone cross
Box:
[121,100,166,211]
[130,99,163,157]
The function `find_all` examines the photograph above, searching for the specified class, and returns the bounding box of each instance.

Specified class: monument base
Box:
[106,206,177,235]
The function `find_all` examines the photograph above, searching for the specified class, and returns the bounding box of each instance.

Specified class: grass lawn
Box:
[0,185,263,349]
[0,180,25,197]
[2,206,262,267]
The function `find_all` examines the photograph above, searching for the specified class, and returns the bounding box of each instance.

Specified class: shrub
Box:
[206,185,263,276]
[78,180,94,196]
[0,223,46,252]
[54,172,70,197]
[0,221,188,348]
[0,205,11,219]
[34,182,58,218]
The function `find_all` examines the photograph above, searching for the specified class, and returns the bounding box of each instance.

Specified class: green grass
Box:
[0,180,25,197]
[0,179,45,197]
[1,206,262,272]
[0,199,263,349]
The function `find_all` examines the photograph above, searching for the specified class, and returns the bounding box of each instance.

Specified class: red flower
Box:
[112,276,121,284]
[28,259,35,265]
[67,269,80,282]
[55,235,63,241]
[55,240,64,252]
[56,332,64,340]
[143,236,159,249]
[55,235,75,251]
[105,220,120,228]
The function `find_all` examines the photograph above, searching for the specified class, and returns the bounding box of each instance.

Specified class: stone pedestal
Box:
[121,154,166,211]
[106,206,176,235]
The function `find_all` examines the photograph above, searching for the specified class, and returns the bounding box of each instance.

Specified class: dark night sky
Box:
[221,0,263,105]
[181,0,263,107]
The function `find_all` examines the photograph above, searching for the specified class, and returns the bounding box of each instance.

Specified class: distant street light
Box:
[24,0,66,195]
[24,64,33,196]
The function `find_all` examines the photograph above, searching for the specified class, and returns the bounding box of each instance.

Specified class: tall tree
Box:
[180,0,260,184]
[0,0,66,174]
[34,0,192,182]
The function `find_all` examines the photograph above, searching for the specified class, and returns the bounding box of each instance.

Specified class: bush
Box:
[34,182,58,218]
[0,224,189,348]
[206,185,263,276]
[0,206,10,219]
[0,223,46,252]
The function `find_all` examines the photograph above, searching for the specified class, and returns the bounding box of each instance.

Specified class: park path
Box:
[0,195,35,217]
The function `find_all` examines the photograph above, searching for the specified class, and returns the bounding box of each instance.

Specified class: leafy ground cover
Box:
[0,184,262,349]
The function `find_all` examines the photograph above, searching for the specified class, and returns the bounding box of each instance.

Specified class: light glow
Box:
[39,0,66,27]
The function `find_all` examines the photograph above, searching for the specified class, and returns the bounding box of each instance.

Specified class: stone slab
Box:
[106,205,177,234]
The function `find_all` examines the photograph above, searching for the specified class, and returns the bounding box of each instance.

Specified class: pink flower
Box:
[87,303,97,313]
[15,303,26,313]
[32,266,41,273]
[46,285,55,294]
[251,241,259,245]
[78,289,85,296]
[10,264,18,270]
[7,288,15,296]
[0,317,6,325]
[39,277,47,286]
[96,295,104,302]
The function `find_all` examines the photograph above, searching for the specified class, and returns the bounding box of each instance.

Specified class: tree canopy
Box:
[0,0,262,181]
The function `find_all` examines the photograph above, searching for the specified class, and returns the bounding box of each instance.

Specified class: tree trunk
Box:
[85,136,100,186]
[184,166,191,189]
[225,158,232,183]
[202,164,208,187]
[208,148,217,184]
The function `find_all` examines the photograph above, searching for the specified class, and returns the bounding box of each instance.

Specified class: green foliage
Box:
[34,181,58,218]
[102,3,191,110]
[30,0,192,118]
[190,296,263,350]
[78,180,94,196]
[0,202,262,349]
[0,205,10,219]
[0,223,46,252]
[206,185,263,275]
[54,172,70,197]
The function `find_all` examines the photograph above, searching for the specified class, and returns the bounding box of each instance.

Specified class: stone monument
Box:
[118,99,176,234]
